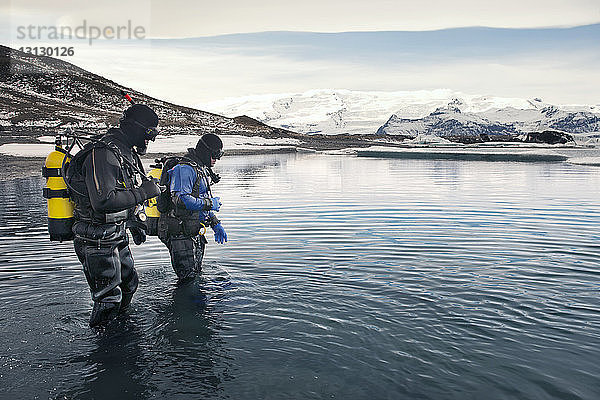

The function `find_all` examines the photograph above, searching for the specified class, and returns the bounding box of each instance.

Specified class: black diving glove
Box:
[129,226,146,245]
[202,197,222,212]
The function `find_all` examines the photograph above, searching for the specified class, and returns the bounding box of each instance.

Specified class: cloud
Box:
[3,20,598,106]
[62,35,600,106]
[2,0,600,37]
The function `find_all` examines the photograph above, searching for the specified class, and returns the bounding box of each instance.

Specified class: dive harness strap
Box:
[64,131,149,199]
[42,166,62,177]
[43,187,69,199]
[54,145,68,155]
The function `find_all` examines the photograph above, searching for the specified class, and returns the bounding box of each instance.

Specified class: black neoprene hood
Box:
[119,104,159,148]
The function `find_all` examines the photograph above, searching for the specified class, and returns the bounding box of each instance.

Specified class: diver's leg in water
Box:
[118,238,138,311]
[163,235,198,283]
[74,238,122,327]
[194,235,207,273]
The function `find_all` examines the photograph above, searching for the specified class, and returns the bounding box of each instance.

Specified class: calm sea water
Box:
[1,152,600,399]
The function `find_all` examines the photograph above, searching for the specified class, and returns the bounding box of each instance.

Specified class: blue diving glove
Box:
[213,223,227,244]
[211,197,222,212]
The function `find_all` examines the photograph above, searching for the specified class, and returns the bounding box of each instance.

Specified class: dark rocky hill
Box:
[0,45,292,139]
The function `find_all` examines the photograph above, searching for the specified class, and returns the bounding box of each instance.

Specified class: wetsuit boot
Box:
[90,300,121,327]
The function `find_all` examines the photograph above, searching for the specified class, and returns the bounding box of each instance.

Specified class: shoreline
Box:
[0,131,393,180]
[4,139,599,181]
[0,147,303,180]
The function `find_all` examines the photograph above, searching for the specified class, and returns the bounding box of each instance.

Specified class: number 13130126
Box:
[18,47,75,56]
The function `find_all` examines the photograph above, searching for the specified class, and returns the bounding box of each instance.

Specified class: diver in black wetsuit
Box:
[67,104,161,327]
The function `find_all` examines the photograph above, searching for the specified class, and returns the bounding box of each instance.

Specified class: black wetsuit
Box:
[68,128,155,326]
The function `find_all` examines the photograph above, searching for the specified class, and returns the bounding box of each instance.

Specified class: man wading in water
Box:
[67,104,161,327]
[157,134,228,282]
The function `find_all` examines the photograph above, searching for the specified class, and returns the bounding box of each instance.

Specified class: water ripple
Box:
[1,154,600,399]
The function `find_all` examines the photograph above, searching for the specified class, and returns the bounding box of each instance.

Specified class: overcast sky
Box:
[2,0,600,37]
[1,1,599,105]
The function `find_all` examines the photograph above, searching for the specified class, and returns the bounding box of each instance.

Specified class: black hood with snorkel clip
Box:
[119,104,159,153]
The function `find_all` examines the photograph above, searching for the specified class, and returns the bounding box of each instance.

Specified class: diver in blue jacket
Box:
[157,134,227,282]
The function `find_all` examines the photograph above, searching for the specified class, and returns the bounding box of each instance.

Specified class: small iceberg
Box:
[567,157,600,166]
[356,146,568,162]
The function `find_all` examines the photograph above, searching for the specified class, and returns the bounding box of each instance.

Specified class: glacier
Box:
[197,89,600,137]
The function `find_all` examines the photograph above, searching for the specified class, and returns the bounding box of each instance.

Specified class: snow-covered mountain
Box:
[378,98,600,139]
[198,89,600,138]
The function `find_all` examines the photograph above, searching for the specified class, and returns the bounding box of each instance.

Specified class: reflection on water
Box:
[70,318,150,399]
[1,153,600,399]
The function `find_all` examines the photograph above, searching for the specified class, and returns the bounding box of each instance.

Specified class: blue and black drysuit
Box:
[158,162,227,281]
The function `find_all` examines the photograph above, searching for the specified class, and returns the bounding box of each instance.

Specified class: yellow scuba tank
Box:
[145,160,162,236]
[42,137,74,242]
